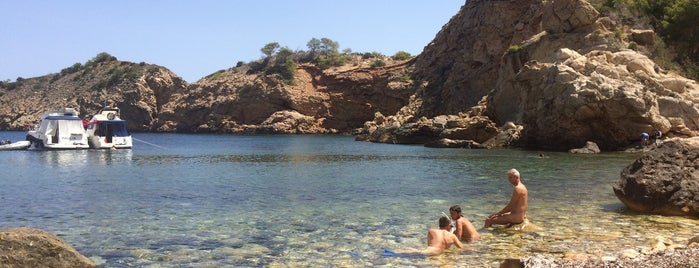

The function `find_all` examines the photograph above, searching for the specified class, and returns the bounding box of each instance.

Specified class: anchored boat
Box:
[26,109,90,150]
[86,107,132,149]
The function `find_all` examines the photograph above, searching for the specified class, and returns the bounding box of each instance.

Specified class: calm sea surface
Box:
[0,131,696,267]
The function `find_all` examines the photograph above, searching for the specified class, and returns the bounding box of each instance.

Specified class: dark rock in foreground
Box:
[0,227,94,268]
[613,138,699,216]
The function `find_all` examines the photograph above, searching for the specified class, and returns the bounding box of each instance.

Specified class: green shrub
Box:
[86,52,117,67]
[391,51,412,61]
[316,53,348,70]
[370,59,386,68]
[60,62,83,76]
[507,45,522,53]
[628,42,638,50]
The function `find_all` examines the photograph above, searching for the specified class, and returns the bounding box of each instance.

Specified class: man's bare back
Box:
[449,205,480,241]
[396,216,463,256]
[424,228,462,255]
[484,169,528,228]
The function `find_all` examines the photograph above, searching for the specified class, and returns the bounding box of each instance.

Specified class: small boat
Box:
[26,108,90,150]
[0,140,30,151]
[85,106,132,149]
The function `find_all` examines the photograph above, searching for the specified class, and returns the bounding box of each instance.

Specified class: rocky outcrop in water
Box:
[613,138,699,216]
[0,227,94,267]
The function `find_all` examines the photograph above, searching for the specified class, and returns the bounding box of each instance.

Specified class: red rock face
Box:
[156,60,414,134]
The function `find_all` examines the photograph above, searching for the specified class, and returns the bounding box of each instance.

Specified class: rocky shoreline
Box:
[518,247,699,268]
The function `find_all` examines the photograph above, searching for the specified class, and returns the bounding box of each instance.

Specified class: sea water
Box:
[0,131,696,267]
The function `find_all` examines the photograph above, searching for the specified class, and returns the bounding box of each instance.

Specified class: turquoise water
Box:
[0,131,696,267]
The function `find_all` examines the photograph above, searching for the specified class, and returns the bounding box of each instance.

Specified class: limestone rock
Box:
[542,0,599,33]
[569,141,601,153]
[361,0,699,150]
[424,138,484,149]
[613,138,699,216]
[630,29,657,46]
[0,227,94,268]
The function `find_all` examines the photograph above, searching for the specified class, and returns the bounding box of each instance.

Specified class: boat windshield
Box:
[96,121,130,137]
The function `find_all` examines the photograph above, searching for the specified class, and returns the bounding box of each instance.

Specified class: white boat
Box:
[26,109,90,150]
[85,107,132,149]
[0,140,30,150]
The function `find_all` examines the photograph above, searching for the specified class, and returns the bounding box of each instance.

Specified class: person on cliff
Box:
[388,216,463,257]
[449,205,480,241]
[484,168,528,228]
[653,129,663,145]
[640,132,650,147]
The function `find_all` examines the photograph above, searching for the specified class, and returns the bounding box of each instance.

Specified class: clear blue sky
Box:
[1,1,464,82]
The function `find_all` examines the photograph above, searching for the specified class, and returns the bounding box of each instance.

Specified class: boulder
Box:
[0,227,94,268]
[613,138,699,216]
[424,138,483,149]
[569,141,601,153]
[630,29,657,46]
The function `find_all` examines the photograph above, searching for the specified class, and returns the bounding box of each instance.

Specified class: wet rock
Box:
[568,141,601,153]
[0,227,94,268]
[424,138,483,149]
[517,248,699,267]
[613,138,699,216]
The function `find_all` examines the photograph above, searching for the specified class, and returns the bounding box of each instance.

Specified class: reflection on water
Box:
[0,132,697,267]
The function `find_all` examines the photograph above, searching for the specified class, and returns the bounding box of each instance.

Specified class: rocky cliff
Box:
[155,58,414,134]
[0,55,413,135]
[0,57,187,132]
[358,0,699,151]
[2,0,698,151]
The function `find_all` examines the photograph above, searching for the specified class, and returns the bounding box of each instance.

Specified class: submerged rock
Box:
[0,227,94,267]
[613,138,699,216]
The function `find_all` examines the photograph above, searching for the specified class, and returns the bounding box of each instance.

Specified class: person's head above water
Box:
[449,205,462,218]
[438,216,451,229]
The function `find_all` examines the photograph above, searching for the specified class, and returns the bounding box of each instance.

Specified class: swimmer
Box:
[484,168,528,228]
[449,205,480,241]
[395,216,463,256]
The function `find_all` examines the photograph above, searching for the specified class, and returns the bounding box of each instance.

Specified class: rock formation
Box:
[358,0,699,151]
[1,0,698,151]
[0,227,94,267]
[0,59,187,132]
[155,60,414,134]
[614,138,699,216]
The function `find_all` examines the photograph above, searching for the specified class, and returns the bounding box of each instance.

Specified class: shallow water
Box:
[0,131,696,267]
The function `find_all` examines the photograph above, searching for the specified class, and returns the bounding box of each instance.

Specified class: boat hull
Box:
[0,141,31,151]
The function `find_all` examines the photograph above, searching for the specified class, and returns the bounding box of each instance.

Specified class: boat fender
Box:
[88,136,101,149]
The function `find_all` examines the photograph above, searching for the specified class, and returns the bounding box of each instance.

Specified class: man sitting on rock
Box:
[484,168,528,228]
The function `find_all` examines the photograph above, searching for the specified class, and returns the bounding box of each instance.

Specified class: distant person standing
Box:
[484,168,528,228]
[653,129,663,145]
[640,132,650,146]
[449,205,480,241]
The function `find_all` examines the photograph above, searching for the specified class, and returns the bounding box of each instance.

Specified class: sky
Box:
[1,1,464,83]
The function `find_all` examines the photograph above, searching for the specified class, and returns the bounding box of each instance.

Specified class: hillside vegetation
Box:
[590,0,699,80]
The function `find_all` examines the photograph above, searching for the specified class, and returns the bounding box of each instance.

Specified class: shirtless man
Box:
[395,216,463,256]
[484,168,528,228]
[449,205,480,241]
